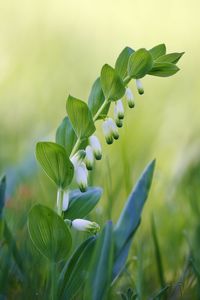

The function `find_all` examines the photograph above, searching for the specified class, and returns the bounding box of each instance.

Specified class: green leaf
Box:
[115,47,134,79]
[66,95,96,139]
[84,221,114,300]
[128,48,153,79]
[36,142,74,189]
[28,204,72,262]
[88,77,110,119]
[149,44,166,60]
[58,236,96,299]
[64,187,102,220]
[113,160,155,280]
[0,176,6,218]
[148,62,180,77]
[156,52,184,64]
[100,64,125,101]
[56,117,77,156]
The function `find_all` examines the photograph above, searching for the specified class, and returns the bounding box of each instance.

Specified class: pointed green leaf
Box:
[148,62,179,77]
[36,142,74,189]
[113,160,155,281]
[66,95,95,139]
[64,187,102,220]
[100,64,125,101]
[149,44,166,60]
[28,204,72,262]
[88,77,110,119]
[156,52,184,64]
[56,117,77,156]
[128,48,153,79]
[115,47,134,79]
[84,221,114,300]
[58,236,96,299]
[0,176,6,218]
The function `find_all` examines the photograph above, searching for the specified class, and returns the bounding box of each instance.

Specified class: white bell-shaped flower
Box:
[125,87,135,108]
[72,219,100,234]
[71,150,86,169]
[114,99,124,119]
[85,145,94,170]
[107,118,119,140]
[115,118,123,128]
[89,135,102,160]
[102,120,113,144]
[75,162,88,192]
[136,79,144,95]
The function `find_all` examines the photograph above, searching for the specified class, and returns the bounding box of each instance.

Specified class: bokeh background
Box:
[0,0,200,298]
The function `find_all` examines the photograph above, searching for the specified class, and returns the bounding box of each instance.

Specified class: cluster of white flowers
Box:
[62,85,142,233]
[70,135,102,193]
[102,86,137,144]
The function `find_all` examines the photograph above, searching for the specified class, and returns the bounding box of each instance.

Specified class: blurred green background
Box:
[0,0,200,298]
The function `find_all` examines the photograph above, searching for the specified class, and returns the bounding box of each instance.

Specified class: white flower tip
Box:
[85,145,94,171]
[115,99,124,119]
[75,163,88,192]
[136,79,144,95]
[72,219,100,234]
[115,118,123,128]
[89,135,102,160]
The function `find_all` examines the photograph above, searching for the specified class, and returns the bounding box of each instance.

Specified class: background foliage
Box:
[0,0,199,298]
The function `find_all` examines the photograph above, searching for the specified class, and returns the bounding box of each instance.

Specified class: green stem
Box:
[93,98,109,121]
[70,138,81,158]
[69,99,109,157]
[69,77,131,157]
[123,75,131,85]
[57,188,64,216]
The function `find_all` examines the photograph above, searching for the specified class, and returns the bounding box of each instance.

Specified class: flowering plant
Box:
[0,44,183,299]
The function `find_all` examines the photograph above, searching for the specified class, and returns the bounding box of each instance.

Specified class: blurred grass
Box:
[0,0,200,298]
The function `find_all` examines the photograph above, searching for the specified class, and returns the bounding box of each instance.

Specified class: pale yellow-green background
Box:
[0,0,200,280]
[0,0,199,165]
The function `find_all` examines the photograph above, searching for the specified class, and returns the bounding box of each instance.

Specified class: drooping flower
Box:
[114,99,124,119]
[75,162,88,192]
[72,219,100,234]
[115,118,123,128]
[71,150,86,169]
[107,118,119,140]
[136,79,144,95]
[102,120,113,144]
[89,135,102,160]
[85,145,94,170]
[125,87,135,108]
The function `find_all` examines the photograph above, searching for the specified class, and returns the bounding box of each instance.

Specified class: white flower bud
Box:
[114,99,124,119]
[125,87,135,108]
[85,145,94,170]
[75,163,88,192]
[102,120,113,144]
[89,135,102,160]
[62,190,70,211]
[71,150,86,169]
[107,118,119,140]
[136,79,144,95]
[72,219,100,234]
